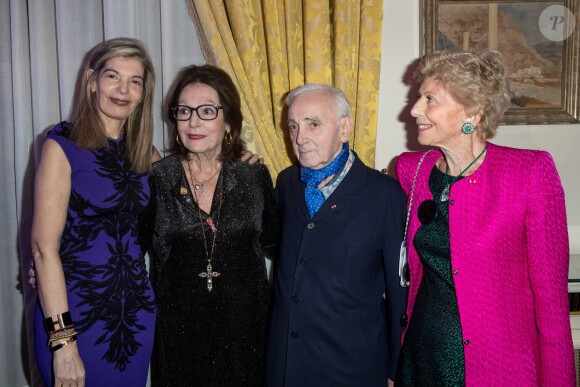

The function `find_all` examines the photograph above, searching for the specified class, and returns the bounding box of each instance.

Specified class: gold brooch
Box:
[180,187,188,195]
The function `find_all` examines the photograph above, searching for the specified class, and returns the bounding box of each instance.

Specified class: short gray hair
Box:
[286,83,351,119]
[414,49,511,140]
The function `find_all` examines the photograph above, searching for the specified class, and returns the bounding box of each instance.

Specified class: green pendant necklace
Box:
[440,145,487,202]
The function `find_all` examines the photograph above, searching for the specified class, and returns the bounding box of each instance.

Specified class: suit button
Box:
[400,313,408,327]
[292,295,301,303]
[290,331,299,339]
[452,269,458,275]
[307,223,315,229]
[449,199,455,205]
[463,339,470,345]
[300,257,308,265]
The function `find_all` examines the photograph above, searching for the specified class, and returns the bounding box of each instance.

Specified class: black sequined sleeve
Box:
[258,164,280,261]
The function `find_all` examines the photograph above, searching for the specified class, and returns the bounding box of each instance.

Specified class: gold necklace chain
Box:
[187,158,221,194]
[187,159,224,292]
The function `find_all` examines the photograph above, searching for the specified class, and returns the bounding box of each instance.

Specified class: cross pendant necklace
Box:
[199,261,220,292]
[188,158,224,292]
[195,192,223,292]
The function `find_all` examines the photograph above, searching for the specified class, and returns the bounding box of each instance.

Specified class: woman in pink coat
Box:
[395,49,574,386]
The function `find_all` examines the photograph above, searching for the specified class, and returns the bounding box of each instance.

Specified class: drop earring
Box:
[461,121,474,134]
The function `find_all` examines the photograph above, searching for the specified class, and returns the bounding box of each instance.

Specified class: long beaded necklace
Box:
[187,159,223,292]
[440,145,487,202]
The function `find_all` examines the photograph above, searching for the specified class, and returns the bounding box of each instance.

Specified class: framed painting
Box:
[422,0,580,124]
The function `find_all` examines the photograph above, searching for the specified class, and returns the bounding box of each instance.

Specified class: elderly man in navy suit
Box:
[265,84,407,386]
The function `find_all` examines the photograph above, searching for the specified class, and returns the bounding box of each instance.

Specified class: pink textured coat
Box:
[395,142,574,386]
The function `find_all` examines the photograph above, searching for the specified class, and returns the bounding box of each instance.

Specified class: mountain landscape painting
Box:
[436,2,564,109]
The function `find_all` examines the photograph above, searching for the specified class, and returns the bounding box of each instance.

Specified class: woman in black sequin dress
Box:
[141,64,279,386]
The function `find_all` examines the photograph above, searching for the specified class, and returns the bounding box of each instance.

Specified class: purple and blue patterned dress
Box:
[34,122,156,386]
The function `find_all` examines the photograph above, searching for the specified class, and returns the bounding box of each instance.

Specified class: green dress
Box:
[396,166,465,386]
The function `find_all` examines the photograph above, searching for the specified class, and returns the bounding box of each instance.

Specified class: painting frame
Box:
[422,0,580,125]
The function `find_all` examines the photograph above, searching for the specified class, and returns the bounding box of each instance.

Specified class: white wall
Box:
[377,1,580,253]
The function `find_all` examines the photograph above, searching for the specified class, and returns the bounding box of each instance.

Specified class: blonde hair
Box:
[414,49,511,140]
[68,37,155,173]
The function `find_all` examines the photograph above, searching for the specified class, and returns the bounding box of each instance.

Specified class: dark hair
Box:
[166,64,245,162]
[69,37,155,173]
[414,49,511,140]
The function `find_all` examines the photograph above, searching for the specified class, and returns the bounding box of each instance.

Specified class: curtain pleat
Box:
[285,0,306,89]
[303,1,333,84]
[356,0,384,164]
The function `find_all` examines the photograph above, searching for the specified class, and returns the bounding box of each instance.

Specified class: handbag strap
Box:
[403,150,433,241]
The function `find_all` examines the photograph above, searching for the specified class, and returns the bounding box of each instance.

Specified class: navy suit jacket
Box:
[265,154,407,386]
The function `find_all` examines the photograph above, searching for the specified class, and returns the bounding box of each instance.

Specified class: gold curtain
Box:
[186,0,383,177]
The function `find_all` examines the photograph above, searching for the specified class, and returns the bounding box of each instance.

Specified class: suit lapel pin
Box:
[180,186,188,195]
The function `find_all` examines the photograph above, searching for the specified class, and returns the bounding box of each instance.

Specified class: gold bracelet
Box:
[44,311,73,334]
[48,328,77,346]
[49,335,77,353]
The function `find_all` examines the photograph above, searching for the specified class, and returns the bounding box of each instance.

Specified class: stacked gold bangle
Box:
[48,327,77,345]
[50,335,77,353]
[44,311,78,352]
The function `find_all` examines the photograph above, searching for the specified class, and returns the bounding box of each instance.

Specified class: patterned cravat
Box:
[300,142,349,218]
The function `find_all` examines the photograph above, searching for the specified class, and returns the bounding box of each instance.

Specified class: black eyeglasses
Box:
[172,104,223,121]
[418,199,438,225]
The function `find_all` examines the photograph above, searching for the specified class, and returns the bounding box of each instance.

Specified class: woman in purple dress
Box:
[31,38,159,386]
